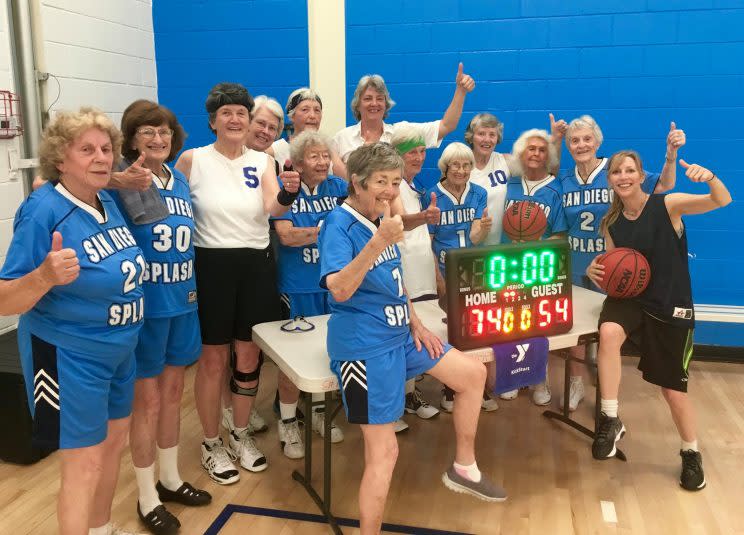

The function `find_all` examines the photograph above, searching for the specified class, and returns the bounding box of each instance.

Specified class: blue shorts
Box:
[18,325,136,450]
[331,334,453,425]
[280,292,330,319]
[135,311,201,378]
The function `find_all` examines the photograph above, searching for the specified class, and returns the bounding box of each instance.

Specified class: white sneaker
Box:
[312,409,344,443]
[440,390,454,413]
[481,392,499,412]
[228,429,268,472]
[278,418,305,459]
[110,524,147,535]
[249,409,268,433]
[221,407,234,433]
[393,419,409,433]
[499,389,518,400]
[531,382,552,406]
[201,439,240,485]
[560,379,585,412]
[405,388,440,419]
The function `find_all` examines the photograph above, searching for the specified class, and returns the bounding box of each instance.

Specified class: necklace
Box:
[524,175,551,196]
[622,193,649,218]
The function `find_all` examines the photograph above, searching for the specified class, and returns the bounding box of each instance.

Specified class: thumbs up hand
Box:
[279,159,300,193]
[39,231,80,286]
[666,121,686,158]
[679,159,715,183]
[116,152,151,191]
[480,207,493,233]
[455,62,475,93]
[549,112,568,141]
[377,201,405,246]
[423,192,441,225]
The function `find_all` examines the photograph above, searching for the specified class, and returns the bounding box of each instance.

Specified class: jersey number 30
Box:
[152,224,192,253]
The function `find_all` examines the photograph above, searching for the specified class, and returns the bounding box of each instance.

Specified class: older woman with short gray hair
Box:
[332,64,476,163]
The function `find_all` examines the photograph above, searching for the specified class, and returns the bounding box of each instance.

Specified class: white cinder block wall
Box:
[0,0,158,333]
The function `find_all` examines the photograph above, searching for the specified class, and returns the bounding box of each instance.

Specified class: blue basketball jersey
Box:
[319,203,410,362]
[109,165,196,318]
[559,159,661,283]
[0,183,145,354]
[502,175,568,243]
[424,181,487,273]
[273,175,347,294]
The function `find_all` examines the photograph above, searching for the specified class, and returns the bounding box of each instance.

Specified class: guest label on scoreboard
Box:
[445,241,573,349]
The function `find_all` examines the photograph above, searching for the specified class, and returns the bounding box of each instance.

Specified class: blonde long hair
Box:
[599,150,645,237]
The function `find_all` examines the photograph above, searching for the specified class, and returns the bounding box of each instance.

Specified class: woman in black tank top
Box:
[585,150,731,491]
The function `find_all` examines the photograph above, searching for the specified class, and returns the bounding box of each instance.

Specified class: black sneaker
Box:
[680,450,706,491]
[592,412,625,459]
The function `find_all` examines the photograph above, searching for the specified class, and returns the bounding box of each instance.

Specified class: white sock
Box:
[453,461,481,483]
[158,445,184,491]
[681,439,698,452]
[134,463,162,516]
[204,435,221,447]
[600,399,619,418]
[279,401,298,421]
[89,524,111,535]
[311,392,324,403]
[405,379,415,395]
[570,376,583,384]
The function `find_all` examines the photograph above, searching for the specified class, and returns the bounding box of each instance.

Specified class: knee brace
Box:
[229,352,264,396]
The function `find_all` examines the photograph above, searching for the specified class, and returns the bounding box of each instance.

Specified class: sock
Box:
[311,392,324,403]
[233,425,248,437]
[600,399,619,418]
[279,401,298,421]
[134,463,162,515]
[570,375,583,384]
[453,461,481,483]
[158,445,184,491]
[89,524,111,535]
[681,439,698,452]
[405,379,415,395]
[204,435,221,447]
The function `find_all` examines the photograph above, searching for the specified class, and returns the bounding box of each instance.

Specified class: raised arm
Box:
[549,113,568,175]
[656,121,686,193]
[0,232,79,316]
[274,219,320,247]
[438,63,475,140]
[262,154,300,217]
[666,160,732,223]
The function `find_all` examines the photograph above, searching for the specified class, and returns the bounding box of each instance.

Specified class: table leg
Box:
[543,347,627,462]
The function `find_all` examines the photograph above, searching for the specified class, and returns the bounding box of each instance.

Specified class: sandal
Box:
[156,481,212,506]
[137,502,180,535]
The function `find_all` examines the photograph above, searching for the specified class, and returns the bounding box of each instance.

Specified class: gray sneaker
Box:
[442,466,507,502]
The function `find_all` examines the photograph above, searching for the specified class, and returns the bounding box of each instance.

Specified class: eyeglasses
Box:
[448,162,473,172]
[280,316,316,333]
[136,128,174,139]
[306,152,331,163]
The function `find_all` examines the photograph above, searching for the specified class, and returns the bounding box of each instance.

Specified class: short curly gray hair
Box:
[289,130,332,165]
[252,95,285,140]
[39,107,122,181]
[464,113,504,147]
[346,142,404,197]
[511,129,559,175]
[566,114,604,148]
[350,75,396,121]
[437,142,475,176]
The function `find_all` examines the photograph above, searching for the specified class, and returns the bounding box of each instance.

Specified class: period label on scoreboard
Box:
[445,240,573,349]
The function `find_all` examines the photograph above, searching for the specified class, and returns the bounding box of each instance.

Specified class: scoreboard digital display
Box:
[445,241,573,349]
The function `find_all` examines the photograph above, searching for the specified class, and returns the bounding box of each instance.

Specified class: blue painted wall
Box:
[153,0,309,151]
[346,1,744,345]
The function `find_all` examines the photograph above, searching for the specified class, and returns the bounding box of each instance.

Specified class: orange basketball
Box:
[502,201,548,242]
[597,248,651,298]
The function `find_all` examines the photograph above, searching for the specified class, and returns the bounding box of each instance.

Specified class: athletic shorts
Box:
[331,334,453,424]
[194,246,281,344]
[17,326,135,449]
[280,292,331,319]
[135,310,201,378]
[599,298,694,392]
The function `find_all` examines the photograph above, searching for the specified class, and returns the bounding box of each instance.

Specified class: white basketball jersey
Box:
[469,152,511,245]
[398,179,437,299]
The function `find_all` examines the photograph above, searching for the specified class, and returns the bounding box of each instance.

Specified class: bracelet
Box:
[705,175,717,183]
[277,188,299,206]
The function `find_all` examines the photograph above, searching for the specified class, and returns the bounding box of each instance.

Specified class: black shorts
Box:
[194,246,281,345]
[599,298,694,392]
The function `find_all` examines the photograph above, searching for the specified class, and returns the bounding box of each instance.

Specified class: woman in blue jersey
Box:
[424,142,498,412]
[272,130,348,457]
[110,101,210,534]
[586,151,731,491]
[558,115,684,411]
[502,129,568,406]
[0,108,144,534]
[319,142,506,534]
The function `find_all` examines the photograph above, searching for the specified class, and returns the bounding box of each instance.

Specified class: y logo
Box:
[514,343,530,363]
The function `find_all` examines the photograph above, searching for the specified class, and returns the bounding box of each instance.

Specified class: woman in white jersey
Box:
[268,88,347,179]
[175,83,299,485]
[332,63,475,163]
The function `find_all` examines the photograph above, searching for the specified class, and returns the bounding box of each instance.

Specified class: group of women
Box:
[0,62,732,535]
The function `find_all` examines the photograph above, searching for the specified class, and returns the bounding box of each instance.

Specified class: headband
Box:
[394,138,426,155]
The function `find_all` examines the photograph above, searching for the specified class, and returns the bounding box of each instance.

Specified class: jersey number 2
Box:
[121,254,146,294]
[579,212,594,231]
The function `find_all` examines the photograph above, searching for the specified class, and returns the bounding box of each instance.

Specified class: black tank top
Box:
[609,194,694,327]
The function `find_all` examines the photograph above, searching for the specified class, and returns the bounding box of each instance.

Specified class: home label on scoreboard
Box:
[444,240,573,350]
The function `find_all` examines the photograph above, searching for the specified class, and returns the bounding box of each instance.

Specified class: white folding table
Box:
[252,286,609,534]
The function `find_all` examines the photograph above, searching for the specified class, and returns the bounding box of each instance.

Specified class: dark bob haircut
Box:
[121,99,185,163]
[205,82,254,133]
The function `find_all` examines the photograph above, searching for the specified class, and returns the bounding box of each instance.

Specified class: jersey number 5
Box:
[244,166,259,188]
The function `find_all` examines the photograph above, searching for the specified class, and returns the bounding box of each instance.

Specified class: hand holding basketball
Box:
[39,232,80,287]
[595,248,651,298]
[423,192,441,225]
[679,159,715,183]
[586,256,605,289]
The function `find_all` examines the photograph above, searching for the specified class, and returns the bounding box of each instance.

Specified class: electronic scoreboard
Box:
[445,240,573,349]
